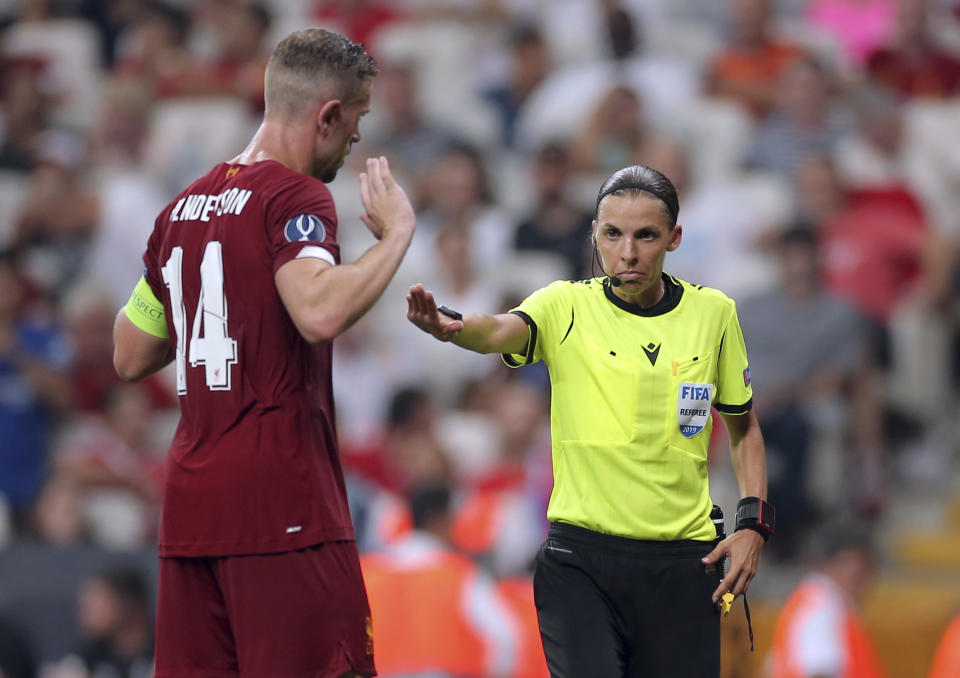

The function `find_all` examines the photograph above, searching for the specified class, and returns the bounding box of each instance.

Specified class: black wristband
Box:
[735,496,775,542]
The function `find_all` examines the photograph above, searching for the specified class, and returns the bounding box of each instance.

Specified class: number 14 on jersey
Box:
[162,241,238,395]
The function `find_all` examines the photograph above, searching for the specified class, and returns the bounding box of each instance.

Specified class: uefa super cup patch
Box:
[743,367,751,387]
[678,382,713,438]
[284,214,326,243]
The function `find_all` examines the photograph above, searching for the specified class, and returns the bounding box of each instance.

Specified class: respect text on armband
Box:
[132,293,164,320]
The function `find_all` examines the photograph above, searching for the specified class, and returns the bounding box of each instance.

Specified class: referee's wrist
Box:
[734,496,775,542]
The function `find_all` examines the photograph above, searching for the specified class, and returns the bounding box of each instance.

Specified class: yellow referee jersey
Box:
[503,274,753,542]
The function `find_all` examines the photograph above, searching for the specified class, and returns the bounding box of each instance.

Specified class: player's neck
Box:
[231,119,312,175]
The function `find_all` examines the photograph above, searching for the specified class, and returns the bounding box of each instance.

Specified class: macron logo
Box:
[286,525,302,534]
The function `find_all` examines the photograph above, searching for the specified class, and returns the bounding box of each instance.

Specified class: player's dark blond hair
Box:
[264,29,377,118]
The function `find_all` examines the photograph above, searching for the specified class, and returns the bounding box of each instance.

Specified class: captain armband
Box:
[734,497,775,542]
[123,276,169,338]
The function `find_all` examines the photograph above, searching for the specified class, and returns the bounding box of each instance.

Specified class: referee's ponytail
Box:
[595,165,679,228]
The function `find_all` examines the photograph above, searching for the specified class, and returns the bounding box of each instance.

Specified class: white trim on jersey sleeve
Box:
[295,245,336,266]
[789,583,846,676]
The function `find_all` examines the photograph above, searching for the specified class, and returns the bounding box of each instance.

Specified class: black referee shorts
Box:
[534,522,722,678]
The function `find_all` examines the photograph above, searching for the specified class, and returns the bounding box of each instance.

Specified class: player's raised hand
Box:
[407,284,463,341]
[359,156,415,240]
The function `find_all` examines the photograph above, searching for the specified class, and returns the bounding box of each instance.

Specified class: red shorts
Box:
[155,541,376,678]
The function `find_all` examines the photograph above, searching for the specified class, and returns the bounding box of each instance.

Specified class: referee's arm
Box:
[724,410,767,500]
[406,283,529,354]
[703,410,767,603]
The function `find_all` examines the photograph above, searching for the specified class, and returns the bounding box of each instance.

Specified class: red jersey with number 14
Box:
[143,160,353,557]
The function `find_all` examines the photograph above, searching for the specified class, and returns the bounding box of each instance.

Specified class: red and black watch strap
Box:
[734,496,775,542]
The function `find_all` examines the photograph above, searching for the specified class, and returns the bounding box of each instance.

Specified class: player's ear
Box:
[316,99,343,137]
[591,219,598,245]
[667,223,682,251]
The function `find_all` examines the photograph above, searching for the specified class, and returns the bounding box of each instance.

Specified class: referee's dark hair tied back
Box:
[595,164,680,228]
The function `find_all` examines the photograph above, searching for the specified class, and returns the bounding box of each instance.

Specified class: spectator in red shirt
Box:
[866,0,960,99]
[795,153,927,326]
[341,385,452,495]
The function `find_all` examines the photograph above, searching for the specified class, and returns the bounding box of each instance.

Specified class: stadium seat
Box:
[85,170,169,307]
[494,251,568,299]
[435,411,504,484]
[259,0,312,25]
[895,530,960,570]
[1,19,103,130]
[903,98,960,237]
[373,21,499,149]
[0,171,27,248]
[142,97,256,195]
[733,171,793,227]
[266,13,327,52]
[0,494,10,548]
[773,17,853,78]
[679,98,755,186]
[645,19,720,71]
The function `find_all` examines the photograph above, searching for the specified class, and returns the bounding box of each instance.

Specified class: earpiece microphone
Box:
[592,237,622,287]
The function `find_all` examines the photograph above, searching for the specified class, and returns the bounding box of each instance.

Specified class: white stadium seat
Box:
[0,171,27,249]
[142,97,256,194]
[2,19,103,130]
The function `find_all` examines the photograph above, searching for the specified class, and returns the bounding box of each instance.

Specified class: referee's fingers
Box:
[712,576,729,603]
[423,290,441,316]
[407,287,422,318]
[728,566,753,598]
[413,286,436,321]
[702,544,724,565]
[412,288,428,317]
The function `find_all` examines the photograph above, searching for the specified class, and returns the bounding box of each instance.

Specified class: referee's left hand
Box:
[702,529,764,603]
[406,284,464,341]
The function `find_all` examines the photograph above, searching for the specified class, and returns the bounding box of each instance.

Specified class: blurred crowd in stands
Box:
[1,0,960,675]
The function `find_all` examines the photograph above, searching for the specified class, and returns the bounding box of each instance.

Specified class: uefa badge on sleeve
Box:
[678,382,713,438]
[284,214,326,243]
[743,367,751,387]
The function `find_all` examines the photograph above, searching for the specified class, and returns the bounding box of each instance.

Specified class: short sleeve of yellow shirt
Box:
[714,300,752,414]
[502,280,569,367]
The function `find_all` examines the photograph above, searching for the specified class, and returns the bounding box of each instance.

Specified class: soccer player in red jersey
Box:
[112,29,417,677]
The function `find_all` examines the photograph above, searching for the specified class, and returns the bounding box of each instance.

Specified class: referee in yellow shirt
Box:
[406,164,772,678]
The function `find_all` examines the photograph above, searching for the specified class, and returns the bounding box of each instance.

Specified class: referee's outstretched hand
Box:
[702,529,764,603]
[407,284,464,341]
